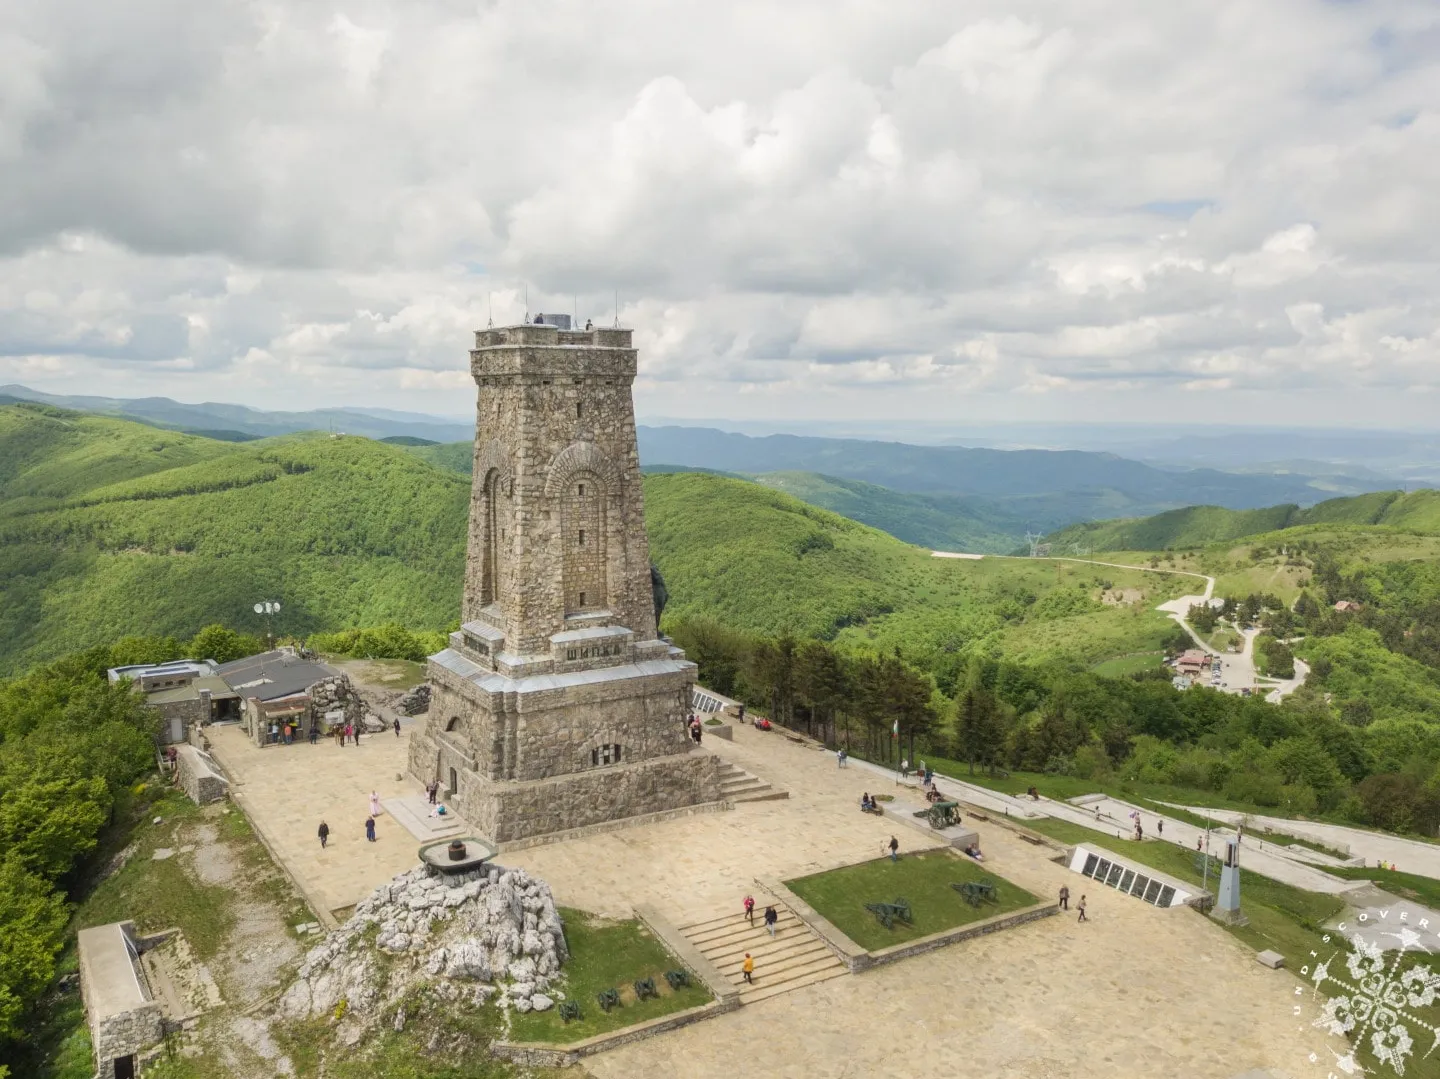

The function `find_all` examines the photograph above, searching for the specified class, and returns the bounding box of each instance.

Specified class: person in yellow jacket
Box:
[742,953,754,984]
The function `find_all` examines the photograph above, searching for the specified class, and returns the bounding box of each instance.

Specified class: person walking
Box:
[318,820,330,849]
[1058,885,1069,911]
[427,780,438,805]
[369,790,381,818]
[309,724,318,745]
[888,835,900,862]
[1077,895,1087,922]
[354,722,362,745]
[741,953,754,984]
[1157,819,1164,837]
[365,816,377,843]
[837,748,847,768]
[764,905,778,938]
[343,723,352,746]
[393,718,401,738]
[743,895,755,924]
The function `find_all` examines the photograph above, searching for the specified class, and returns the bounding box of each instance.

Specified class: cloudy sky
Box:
[3,0,1438,428]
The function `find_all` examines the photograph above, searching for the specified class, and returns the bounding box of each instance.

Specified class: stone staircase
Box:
[676,905,846,1005]
[718,760,788,804]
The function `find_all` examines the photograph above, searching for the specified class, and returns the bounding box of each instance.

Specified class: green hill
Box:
[748,472,1028,554]
[646,472,1190,680]
[412,441,1032,552]
[0,408,1197,678]
[1045,490,1440,551]
[0,405,468,673]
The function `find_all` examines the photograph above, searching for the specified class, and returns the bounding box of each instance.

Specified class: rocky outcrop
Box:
[397,684,431,716]
[279,863,566,1023]
[310,675,362,727]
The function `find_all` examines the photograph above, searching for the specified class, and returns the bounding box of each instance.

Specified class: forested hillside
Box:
[645,472,1190,692]
[0,405,468,673]
[748,472,1027,553]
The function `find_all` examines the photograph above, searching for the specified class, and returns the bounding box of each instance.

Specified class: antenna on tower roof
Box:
[613,290,619,328]
[524,285,529,324]
[487,292,493,329]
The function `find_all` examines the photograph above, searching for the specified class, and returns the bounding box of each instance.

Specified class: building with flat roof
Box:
[107,660,240,745]
[215,649,353,746]
[77,922,166,1079]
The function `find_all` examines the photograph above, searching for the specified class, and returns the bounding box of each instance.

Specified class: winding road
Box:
[934,549,1307,700]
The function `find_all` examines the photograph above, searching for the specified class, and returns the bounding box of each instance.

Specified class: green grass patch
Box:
[1089,652,1163,677]
[784,850,1038,952]
[76,793,237,959]
[507,909,712,1044]
[1019,816,1346,969]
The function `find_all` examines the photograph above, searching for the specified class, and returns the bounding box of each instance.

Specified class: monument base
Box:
[1209,906,1250,927]
[409,647,721,843]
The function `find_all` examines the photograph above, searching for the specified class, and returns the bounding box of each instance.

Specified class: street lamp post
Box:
[253,600,281,651]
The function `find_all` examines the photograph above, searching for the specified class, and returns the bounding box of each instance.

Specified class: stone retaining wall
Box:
[490,999,740,1066]
[174,745,229,805]
[633,905,739,1006]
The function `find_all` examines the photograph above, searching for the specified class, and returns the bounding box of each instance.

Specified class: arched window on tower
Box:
[562,471,606,614]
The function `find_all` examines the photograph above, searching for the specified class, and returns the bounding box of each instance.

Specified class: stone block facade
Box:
[78,921,166,1079]
[408,322,720,841]
[174,745,229,805]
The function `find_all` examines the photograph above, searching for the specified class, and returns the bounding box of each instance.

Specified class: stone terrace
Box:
[209,714,1330,1076]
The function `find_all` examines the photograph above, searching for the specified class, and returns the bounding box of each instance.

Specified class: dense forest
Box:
[0,624,271,1072]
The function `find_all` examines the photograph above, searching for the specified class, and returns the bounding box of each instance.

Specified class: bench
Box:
[952,880,998,907]
[559,1000,582,1022]
[664,969,690,991]
[596,987,621,1012]
[864,897,913,929]
[633,976,659,1001]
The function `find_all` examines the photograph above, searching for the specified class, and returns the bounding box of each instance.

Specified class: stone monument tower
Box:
[409,321,721,843]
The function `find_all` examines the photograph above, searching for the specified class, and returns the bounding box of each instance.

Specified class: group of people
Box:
[859,792,882,814]
[737,895,781,985]
[687,715,704,744]
[316,789,386,849]
[268,721,310,745]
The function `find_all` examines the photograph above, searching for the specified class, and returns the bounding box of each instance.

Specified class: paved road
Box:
[1182,808,1440,878]
[1036,795,1370,897]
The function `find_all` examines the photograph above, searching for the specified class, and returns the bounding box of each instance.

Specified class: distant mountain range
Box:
[2,385,1418,553]
[0,385,473,444]
[633,425,1396,518]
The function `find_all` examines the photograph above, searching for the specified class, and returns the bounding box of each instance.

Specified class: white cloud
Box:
[0,0,1437,425]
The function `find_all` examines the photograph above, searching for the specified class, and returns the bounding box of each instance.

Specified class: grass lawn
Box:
[785,850,1038,952]
[508,909,712,1044]
[1089,652,1164,677]
[1020,816,1346,964]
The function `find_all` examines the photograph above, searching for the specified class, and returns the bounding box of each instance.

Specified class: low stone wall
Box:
[490,999,740,1066]
[763,876,1060,973]
[174,745,229,805]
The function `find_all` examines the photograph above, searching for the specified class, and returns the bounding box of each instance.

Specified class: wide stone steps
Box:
[676,906,846,1005]
[717,762,789,804]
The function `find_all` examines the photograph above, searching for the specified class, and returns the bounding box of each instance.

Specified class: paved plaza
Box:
[209,716,1329,1077]
[205,721,428,919]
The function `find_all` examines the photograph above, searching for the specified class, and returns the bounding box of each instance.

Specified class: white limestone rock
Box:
[531,993,554,1012]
